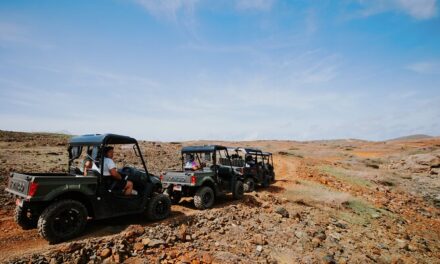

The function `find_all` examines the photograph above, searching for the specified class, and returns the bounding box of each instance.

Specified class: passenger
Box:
[184,154,200,171]
[102,146,134,195]
[245,155,255,168]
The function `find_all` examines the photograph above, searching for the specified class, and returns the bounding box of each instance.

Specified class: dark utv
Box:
[5,134,171,243]
[228,147,275,192]
[161,145,244,209]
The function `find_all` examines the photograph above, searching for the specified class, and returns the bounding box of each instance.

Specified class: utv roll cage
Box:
[180,145,232,170]
[68,134,149,183]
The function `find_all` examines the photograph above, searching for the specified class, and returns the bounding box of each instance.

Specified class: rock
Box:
[113,253,121,263]
[178,224,188,241]
[334,221,347,229]
[275,206,289,218]
[180,255,191,264]
[312,237,322,247]
[322,254,336,264]
[408,243,418,251]
[100,248,112,258]
[142,238,151,246]
[202,253,213,264]
[395,239,409,250]
[133,243,144,251]
[256,245,263,252]
[147,239,166,248]
[252,234,267,245]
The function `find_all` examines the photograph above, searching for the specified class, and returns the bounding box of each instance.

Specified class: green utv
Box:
[160,145,244,209]
[227,148,275,192]
[5,134,171,243]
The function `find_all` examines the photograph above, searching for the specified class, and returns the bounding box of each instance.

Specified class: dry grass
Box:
[283,180,352,208]
[320,165,373,188]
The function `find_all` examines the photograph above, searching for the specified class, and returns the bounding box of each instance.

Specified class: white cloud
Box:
[354,0,437,20]
[134,0,199,21]
[235,0,275,11]
[406,61,440,74]
[397,0,437,19]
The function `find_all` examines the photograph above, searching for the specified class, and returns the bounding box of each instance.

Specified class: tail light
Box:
[160,174,163,181]
[28,182,38,197]
[190,175,196,186]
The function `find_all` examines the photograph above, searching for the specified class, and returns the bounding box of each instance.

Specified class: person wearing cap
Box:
[102,146,134,195]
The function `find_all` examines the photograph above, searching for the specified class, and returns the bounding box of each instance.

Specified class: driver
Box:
[184,154,200,171]
[102,146,135,195]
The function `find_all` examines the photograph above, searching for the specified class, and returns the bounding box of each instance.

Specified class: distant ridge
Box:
[387,134,433,141]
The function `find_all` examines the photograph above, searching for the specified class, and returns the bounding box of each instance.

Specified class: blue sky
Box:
[0,0,439,141]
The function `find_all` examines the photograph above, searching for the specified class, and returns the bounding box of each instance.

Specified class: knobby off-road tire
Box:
[37,199,88,244]
[147,194,171,221]
[170,191,182,204]
[233,180,244,200]
[15,205,38,230]
[243,178,255,192]
[194,186,215,210]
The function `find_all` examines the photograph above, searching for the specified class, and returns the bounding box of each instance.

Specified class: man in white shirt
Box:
[102,146,134,195]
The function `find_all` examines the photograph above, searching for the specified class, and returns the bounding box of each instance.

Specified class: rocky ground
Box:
[0,131,439,263]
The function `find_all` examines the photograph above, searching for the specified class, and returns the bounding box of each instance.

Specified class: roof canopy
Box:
[69,134,138,146]
[181,145,226,153]
[234,147,263,154]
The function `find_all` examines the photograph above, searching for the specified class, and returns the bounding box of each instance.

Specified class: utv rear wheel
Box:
[233,181,244,200]
[194,186,215,210]
[147,194,171,221]
[243,178,255,192]
[15,205,38,230]
[38,199,87,244]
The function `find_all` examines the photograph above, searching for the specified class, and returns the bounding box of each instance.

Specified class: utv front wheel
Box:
[194,186,215,210]
[38,199,88,244]
[15,205,38,230]
[243,178,255,192]
[233,181,244,200]
[147,194,171,221]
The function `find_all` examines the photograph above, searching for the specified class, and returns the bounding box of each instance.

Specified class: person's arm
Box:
[83,160,91,176]
[109,168,123,180]
[107,159,123,180]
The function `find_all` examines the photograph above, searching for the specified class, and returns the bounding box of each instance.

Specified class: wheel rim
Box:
[52,208,82,236]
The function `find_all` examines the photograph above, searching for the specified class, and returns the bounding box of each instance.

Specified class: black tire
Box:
[37,199,88,244]
[170,192,182,204]
[233,181,244,200]
[147,194,171,221]
[194,186,215,210]
[243,178,255,192]
[15,205,38,230]
[262,175,270,187]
